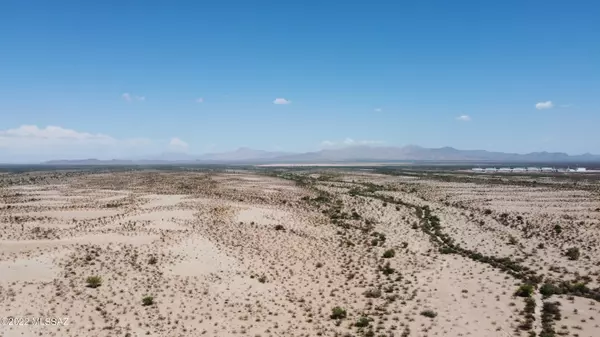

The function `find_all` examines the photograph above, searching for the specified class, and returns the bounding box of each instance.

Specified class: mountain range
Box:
[41,145,600,165]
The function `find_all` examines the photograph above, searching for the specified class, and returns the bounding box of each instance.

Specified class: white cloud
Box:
[122,93,145,102]
[456,115,471,121]
[0,125,155,162]
[169,137,189,149]
[196,97,204,103]
[320,138,384,148]
[535,101,554,110]
[0,125,114,142]
[273,98,291,105]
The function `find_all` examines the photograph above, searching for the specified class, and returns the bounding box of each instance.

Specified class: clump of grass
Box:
[148,256,157,265]
[315,262,323,268]
[142,295,154,306]
[508,235,518,245]
[86,276,102,288]
[420,310,437,318]
[258,275,267,283]
[330,306,347,319]
[553,224,562,234]
[382,249,396,258]
[484,209,493,215]
[565,247,580,260]
[515,284,535,297]
[274,224,285,231]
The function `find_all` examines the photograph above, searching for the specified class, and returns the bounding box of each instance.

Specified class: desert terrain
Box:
[1,166,599,337]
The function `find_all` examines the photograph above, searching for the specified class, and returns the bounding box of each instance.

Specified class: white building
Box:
[512,167,526,172]
[576,167,587,172]
[527,167,541,172]
[498,167,512,172]
[472,168,484,173]
[484,167,497,173]
[541,167,555,172]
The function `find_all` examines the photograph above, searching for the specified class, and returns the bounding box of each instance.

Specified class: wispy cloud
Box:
[456,115,471,121]
[535,101,554,110]
[320,138,384,148]
[273,98,291,105]
[122,93,145,102]
[169,137,189,149]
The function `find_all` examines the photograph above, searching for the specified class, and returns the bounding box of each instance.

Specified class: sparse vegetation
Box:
[330,306,347,320]
[565,247,580,260]
[515,284,535,297]
[86,276,102,288]
[142,295,154,306]
[382,249,396,258]
[420,310,437,318]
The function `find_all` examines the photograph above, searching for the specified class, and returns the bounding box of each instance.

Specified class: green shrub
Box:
[515,284,535,297]
[382,249,396,258]
[330,306,347,319]
[86,276,102,288]
[540,283,561,298]
[142,295,154,306]
[355,316,370,327]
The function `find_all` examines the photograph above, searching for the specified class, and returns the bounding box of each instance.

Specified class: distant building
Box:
[484,167,497,173]
[472,168,484,172]
[541,167,555,172]
[527,167,541,172]
[576,168,587,172]
[512,167,526,173]
[498,167,512,172]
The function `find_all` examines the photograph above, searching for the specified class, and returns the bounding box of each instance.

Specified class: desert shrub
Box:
[515,284,535,297]
[508,235,518,245]
[381,262,395,275]
[258,275,267,283]
[142,295,154,306]
[439,247,454,254]
[540,283,561,298]
[274,224,285,231]
[484,209,493,215]
[538,243,545,249]
[371,238,379,246]
[565,247,580,260]
[363,288,382,298]
[420,310,437,318]
[553,224,562,234]
[86,276,102,288]
[148,256,157,265]
[382,249,396,258]
[330,306,347,319]
[315,262,323,268]
[355,316,370,327]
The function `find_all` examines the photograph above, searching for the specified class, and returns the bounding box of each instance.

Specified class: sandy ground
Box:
[1,168,599,337]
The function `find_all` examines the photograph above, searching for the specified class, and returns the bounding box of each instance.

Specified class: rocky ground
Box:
[0,167,599,337]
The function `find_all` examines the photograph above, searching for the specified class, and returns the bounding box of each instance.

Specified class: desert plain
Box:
[0,166,599,337]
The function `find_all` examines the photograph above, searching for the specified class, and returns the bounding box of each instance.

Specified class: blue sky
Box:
[1,0,598,161]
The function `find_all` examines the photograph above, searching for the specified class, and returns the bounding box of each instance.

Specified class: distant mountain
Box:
[40,145,600,165]
[197,147,293,161]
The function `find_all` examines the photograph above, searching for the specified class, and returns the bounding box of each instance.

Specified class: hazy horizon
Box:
[1,1,599,162]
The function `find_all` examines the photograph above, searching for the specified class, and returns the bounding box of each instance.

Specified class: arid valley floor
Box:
[1,167,599,337]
